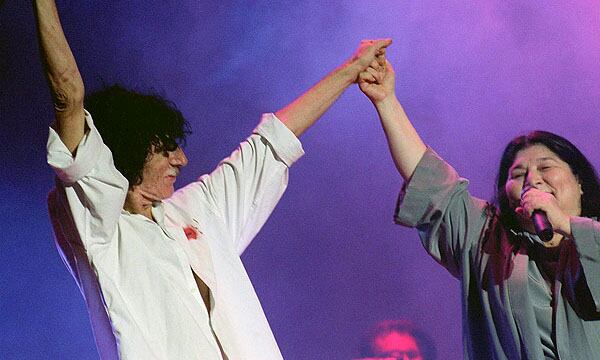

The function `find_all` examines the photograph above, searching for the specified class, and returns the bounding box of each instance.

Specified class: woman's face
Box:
[505,144,582,218]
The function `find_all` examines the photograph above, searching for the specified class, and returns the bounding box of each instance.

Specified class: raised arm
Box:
[275,39,392,137]
[359,57,427,180]
[34,0,85,154]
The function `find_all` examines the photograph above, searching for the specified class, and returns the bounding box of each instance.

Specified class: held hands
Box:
[516,187,572,236]
[345,39,394,102]
[353,41,395,105]
[348,38,392,72]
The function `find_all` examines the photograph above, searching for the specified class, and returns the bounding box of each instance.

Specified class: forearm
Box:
[185,115,304,254]
[275,62,358,137]
[34,0,85,153]
[374,95,426,180]
[394,149,485,278]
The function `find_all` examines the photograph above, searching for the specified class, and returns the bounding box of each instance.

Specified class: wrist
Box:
[557,215,572,237]
[334,60,360,84]
[373,93,399,110]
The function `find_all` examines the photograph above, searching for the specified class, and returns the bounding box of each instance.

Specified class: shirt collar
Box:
[151,201,166,226]
[509,228,545,247]
[510,216,596,248]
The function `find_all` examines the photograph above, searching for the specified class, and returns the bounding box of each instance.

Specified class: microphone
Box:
[531,210,553,242]
[521,186,554,242]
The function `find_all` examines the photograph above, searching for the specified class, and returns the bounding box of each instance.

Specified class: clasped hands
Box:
[347,39,396,104]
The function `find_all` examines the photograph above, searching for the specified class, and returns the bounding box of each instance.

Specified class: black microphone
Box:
[521,186,554,241]
[531,210,553,242]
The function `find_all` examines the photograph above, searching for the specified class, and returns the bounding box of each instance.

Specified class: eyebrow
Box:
[509,157,559,171]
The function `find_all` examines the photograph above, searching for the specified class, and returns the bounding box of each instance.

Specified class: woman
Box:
[358,55,600,359]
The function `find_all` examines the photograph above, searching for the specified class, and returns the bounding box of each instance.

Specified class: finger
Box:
[522,190,555,208]
[358,71,376,83]
[365,66,384,83]
[520,189,539,206]
[376,48,387,62]
[369,59,380,70]
[373,38,393,48]
[519,200,535,216]
[515,206,526,217]
[376,53,386,67]
[521,196,551,216]
[520,201,532,216]
[377,60,387,78]
[360,38,392,52]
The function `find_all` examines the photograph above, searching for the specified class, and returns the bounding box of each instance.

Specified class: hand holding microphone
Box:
[520,185,554,241]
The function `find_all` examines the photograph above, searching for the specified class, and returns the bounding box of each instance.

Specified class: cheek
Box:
[562,183,583,211]
[505,181,521,205]
[548,173,582,214]
[550,174,578,198]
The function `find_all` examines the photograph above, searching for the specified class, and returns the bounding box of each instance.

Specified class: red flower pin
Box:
[183,226,198,241]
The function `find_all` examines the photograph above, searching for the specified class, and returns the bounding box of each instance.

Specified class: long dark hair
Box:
[494,130,600,230]
[85,84,191,186]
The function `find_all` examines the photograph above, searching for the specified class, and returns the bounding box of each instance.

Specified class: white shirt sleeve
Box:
[167,113,304,254]
[47,110,129,246]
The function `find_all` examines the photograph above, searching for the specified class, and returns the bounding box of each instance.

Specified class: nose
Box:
[170,147,188,167]
[523,169,542,189]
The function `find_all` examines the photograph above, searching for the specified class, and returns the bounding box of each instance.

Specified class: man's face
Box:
[137,145,188,201]
[372,331,423,360]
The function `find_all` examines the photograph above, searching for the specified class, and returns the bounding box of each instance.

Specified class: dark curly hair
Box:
[494,130,600,230]
[84,84,191,186]
[359,319,437,360]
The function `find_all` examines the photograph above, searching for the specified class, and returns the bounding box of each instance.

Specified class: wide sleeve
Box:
[394,148,490,277]
[568,216,600,311]
[47,110,129,247]
[168,113,304,254]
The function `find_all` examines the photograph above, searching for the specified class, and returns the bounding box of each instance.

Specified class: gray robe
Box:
[395,149,600,359]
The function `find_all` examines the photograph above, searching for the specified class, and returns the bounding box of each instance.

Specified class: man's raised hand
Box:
[348,38,392,75]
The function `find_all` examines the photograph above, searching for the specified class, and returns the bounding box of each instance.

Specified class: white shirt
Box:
[47,111,304,360]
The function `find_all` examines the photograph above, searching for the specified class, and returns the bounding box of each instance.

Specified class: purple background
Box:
[2,1,600,359]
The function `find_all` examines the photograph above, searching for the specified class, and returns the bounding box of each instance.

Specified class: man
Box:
[36,0,390,359]
[355,320,437,360]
